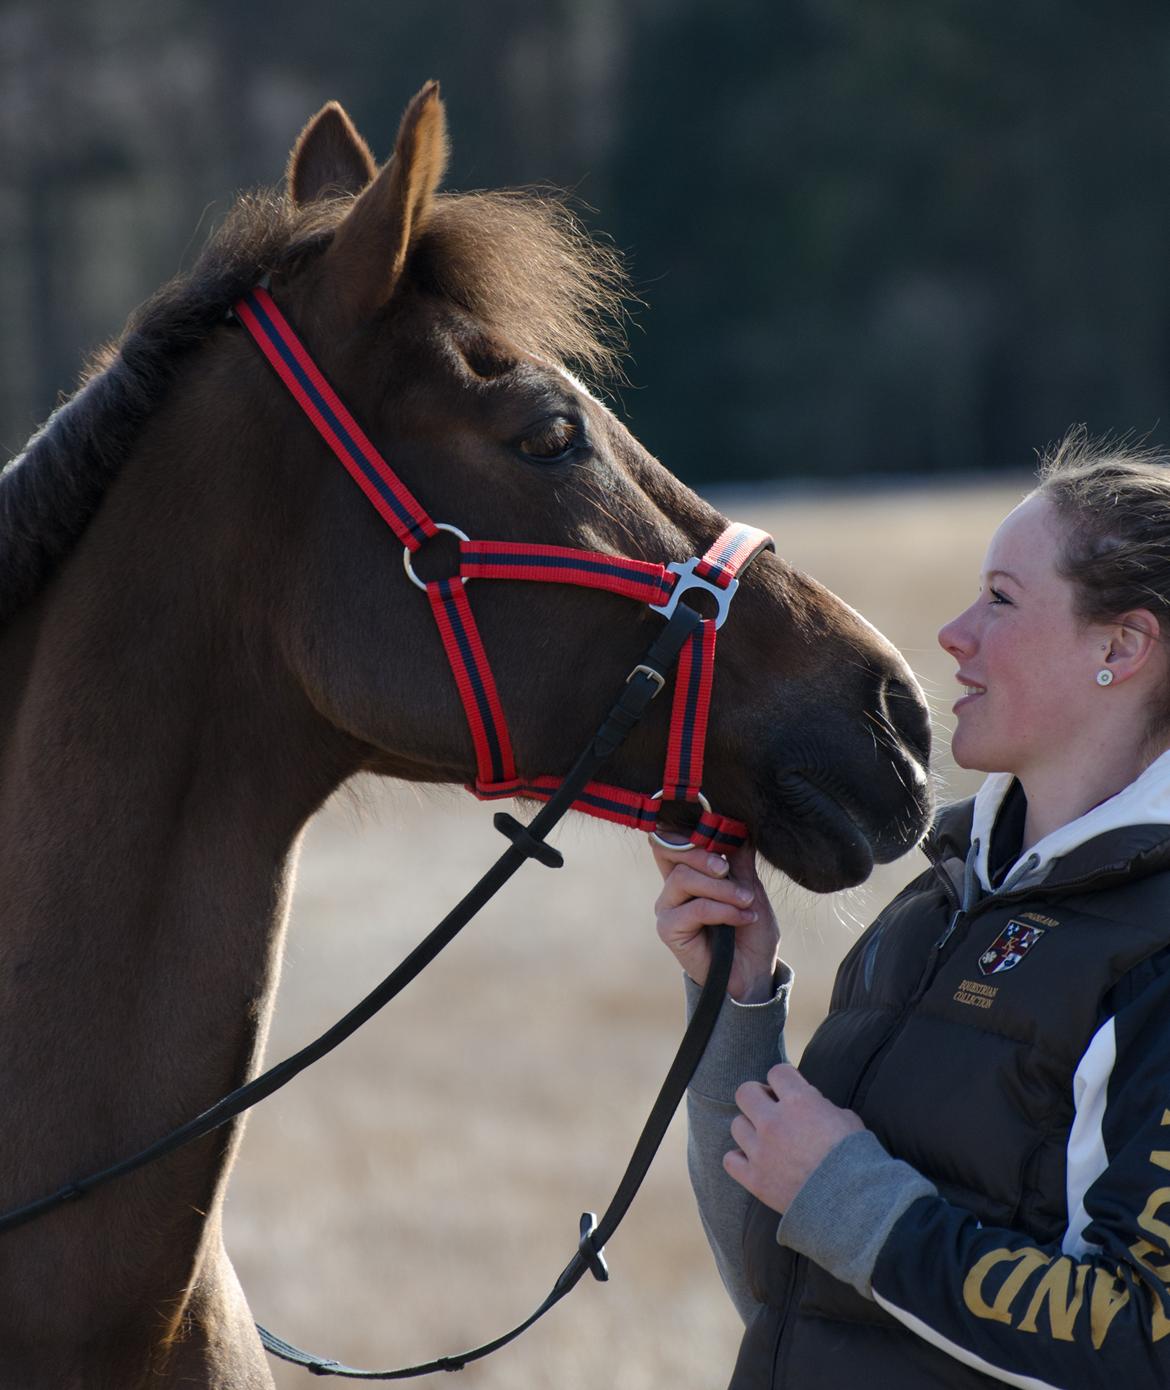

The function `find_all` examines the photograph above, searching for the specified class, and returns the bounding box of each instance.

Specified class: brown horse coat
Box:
[0,84,931,1388]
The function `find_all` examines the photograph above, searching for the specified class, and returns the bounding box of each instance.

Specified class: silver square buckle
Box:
[649,557,739,628]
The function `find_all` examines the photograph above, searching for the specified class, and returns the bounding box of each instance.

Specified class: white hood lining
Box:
[968,748,1170,893]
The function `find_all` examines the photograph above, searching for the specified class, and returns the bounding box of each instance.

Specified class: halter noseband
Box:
[233,286,773,851]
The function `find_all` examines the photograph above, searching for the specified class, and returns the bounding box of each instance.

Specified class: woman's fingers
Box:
[654,871,754,988]
[729,1112,757,1158]
[722,1066,866,1213]
[650,839,728,881]
[656,861,757,912]
[650,836,778,1000]
[661,894,757,932]
[736,1075,783,1122]
[656,883,757,942]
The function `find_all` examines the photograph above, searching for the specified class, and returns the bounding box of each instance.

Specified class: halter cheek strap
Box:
[233,286,773,850]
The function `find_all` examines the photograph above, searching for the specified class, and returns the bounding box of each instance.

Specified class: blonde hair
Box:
[1036,427,1170,732]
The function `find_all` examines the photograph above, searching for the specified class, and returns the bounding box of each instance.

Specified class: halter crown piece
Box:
[234,286,774,851]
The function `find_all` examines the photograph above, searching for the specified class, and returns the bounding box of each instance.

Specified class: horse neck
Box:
[0,470,359,1351]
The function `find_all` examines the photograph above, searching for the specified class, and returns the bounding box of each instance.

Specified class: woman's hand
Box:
[725,1063,864,1213]
[651,838,780,1002]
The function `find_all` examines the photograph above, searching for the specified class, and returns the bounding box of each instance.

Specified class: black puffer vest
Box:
[729,794,1170,1389]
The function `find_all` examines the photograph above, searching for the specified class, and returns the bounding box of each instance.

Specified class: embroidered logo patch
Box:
[978,920,1046,976]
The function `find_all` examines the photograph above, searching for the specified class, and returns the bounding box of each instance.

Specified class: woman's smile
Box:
[953,673,986,711]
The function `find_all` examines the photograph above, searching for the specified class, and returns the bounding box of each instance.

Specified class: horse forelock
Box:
[412,190,630,387]
[0,182,630,628]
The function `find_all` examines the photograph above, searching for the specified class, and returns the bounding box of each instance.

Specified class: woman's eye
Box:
[518,417,581,463]
[988,588,1011,605]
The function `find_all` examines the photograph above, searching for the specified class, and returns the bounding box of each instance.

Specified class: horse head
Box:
[174,83,932,891]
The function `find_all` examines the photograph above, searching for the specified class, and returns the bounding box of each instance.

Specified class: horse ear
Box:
[287,102,378,205]
[323,80,449,322]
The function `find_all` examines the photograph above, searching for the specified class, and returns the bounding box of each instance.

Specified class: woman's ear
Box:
[1101,609,1162,682]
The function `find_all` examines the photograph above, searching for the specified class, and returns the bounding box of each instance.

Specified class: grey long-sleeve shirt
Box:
[683,968,936,1324]
[683,968,791,1323]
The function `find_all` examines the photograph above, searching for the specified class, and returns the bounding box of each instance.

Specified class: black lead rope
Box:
[257,923,733,1378]
[0,603,738,1376]
[0,605,697,1238]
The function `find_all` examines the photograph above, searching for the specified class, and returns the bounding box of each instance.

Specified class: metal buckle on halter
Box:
[402,523,471,592]
[626,664,666,697]
[649,557,739,629]
[647,789,712,851]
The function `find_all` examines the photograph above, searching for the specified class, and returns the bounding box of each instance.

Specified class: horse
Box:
[0,82,932,1388]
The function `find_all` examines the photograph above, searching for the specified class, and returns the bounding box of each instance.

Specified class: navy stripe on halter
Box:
[561,786,659,828]
[708,530,747,572]
[463,549,662,585]
[435,579,508,783]
[242,292,429,546]
[674,632,706,789]
[697,818,743,848]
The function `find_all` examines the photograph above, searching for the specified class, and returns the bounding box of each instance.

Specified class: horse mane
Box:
[0,186,628,628]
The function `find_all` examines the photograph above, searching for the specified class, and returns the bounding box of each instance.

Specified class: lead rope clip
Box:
[492,812,564,868]
[577,1211,609,1282]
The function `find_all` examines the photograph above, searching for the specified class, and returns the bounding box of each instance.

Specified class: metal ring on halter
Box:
[403,523,471,592]
[649,558,740,628]
[648,789,712,850]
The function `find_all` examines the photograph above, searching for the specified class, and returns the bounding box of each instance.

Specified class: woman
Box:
[654,436,1170,1387]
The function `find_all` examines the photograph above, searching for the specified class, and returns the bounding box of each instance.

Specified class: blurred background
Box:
[5,0,1170,483]
[3,2,1167,1385]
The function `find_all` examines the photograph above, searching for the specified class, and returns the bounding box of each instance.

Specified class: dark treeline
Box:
[3,0,1170,485]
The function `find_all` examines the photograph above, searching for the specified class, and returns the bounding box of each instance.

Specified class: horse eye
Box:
[517,416,581,463]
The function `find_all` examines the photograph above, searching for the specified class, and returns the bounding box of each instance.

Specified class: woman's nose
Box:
[937,607,974,657]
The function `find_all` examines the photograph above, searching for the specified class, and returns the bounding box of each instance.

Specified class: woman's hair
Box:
[1036,427,1170,732]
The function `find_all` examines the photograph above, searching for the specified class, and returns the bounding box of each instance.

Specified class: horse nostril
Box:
[880,675,932,765]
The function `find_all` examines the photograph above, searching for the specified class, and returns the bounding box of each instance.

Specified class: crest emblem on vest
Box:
[978,920,1046,976]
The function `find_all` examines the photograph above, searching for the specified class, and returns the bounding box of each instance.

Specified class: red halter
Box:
[234,286,773,851]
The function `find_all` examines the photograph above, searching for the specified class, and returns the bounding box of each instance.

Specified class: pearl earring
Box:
[1097,669,1115,686]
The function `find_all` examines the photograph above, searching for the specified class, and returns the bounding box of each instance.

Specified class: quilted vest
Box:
[729,797,1170,1389]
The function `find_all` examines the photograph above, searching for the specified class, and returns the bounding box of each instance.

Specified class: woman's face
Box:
[938,494,1107,776]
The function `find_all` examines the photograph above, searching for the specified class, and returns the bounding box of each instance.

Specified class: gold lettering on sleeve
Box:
[1089,1269,1131,1349]
[954,1088,1170,1348]
[1146,1279,1170,1342]
[963,1248,1050,1324]
[1136,1187,1170,1249]
[1129,1237,1170,1280]
[1018,1259,1088,1340]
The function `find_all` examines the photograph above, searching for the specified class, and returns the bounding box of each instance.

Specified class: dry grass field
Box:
[224,476,1033,1389]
